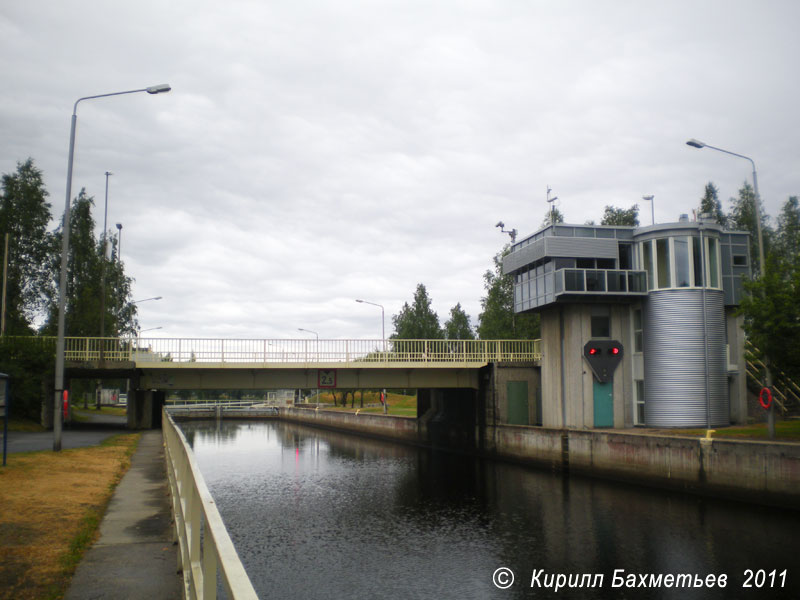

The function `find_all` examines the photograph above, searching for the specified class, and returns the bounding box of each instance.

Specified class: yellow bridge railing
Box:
[64,337,542,366]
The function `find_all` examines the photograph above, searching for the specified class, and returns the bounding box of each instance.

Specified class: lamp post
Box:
[53,83,171,451]
[99,171,113,369]
[298,328,319,404]
[115,223,123,263]
[642,195,655,226]
[686,138,773,438]
[356,298,388,414]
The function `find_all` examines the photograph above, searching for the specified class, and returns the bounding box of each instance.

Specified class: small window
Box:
[635,380,646,425]
[642,241,654,290]
[576,258,595,269]
[597,258,616,270]
[554,258,576,270]
[708,238,719,288]
[633,308,643,353]
[591,316,610,338]
[693,237,704,286]
[733,255,748,267]
[618,243,633,270]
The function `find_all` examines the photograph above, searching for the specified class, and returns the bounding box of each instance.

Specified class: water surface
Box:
[182,420,799,599]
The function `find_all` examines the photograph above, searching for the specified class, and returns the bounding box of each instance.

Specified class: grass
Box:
[650,419,800,442]
[0,433,140,600]
[6,419,46,433]
[70,405,127,422]
[312,391,418,417]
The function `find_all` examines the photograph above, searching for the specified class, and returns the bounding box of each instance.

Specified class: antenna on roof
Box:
[547,186,559,225]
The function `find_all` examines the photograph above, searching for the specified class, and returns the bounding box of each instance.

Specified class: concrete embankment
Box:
[488,425,800,509]
[278,407,800,509]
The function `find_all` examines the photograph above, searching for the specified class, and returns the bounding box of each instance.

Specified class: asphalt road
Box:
[1,412,128,454]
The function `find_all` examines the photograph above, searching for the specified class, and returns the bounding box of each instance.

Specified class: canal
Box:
[181,420,799,599]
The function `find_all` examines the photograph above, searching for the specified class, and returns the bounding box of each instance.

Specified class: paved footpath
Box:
[65,430,183,599]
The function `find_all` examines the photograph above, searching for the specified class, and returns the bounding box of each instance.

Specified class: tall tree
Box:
[0,158,52,334]
[476,247,539,339]
[600,204,639,226]
[738,194,800,384]
[699,182,726,226]
[391,283,443,339]
[727,181,773,275]
[775,196,800,266]
[443,303,475,340]
[739,254,800,383]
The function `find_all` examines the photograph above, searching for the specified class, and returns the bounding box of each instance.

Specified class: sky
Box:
[2,1,799,340]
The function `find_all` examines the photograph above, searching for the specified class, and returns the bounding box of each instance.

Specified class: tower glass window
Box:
[674,237,690,287]
[656,238,670,288]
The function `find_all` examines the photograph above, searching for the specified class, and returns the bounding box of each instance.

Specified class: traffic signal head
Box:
[583,340,624,382]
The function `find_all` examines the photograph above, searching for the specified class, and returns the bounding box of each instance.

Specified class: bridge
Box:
[65,336,541,390]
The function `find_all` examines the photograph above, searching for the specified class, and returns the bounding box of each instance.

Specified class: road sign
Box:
[318,369,337,388]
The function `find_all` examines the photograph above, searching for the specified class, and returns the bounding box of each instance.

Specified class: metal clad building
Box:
[644,289,729,427]
[502,218,750,430]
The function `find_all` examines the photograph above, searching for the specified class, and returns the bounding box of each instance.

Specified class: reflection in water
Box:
[181,420,800,599]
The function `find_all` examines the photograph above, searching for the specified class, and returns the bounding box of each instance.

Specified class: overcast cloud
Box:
[2,1,799,339]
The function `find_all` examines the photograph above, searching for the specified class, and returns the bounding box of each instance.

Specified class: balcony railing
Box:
[63,337,542,366]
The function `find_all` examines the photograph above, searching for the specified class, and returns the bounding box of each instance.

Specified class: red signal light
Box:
[610,347,620,355]
[589,348,599,355]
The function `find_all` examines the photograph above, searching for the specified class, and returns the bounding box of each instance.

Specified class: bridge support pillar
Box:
[128,390,166,429]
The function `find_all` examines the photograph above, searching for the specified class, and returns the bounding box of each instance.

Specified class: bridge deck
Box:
[64,337,541,368]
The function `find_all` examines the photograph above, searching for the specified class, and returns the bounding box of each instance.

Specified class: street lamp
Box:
[686,139,765,270]
[53,83,171,451]
[356,298,388,414]
[298,328,319,405]
[686,137,773,437]
[99,171,113,343]
[642,195,655,226]
[115,223,123,263]
[133,296,163,303]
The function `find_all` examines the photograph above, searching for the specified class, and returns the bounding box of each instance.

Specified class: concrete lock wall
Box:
[281,406,422,443]
[484,423,800,509]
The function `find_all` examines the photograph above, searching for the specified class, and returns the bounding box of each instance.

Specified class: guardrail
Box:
[163,410,258,599]
[63,337,542,366]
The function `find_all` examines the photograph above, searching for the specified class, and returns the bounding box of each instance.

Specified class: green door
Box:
[593,379,614,427]
[507,381,529,425]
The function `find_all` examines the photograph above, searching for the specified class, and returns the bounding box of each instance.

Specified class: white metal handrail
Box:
[163,410,258,599]
[64,337,542,366]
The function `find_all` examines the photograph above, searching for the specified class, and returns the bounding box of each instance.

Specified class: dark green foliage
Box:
[391,284,443,339]
[600,204,639,226]
[443,302,475,340]
[699,182,727,226]
[41,189,137,336]
[737,195,800,384]
[0,336,55,420]
[727,181,773,275]
[739,255,800,383]
[476,247,539,339]
[775,196,800,266]
[0,158,52,334]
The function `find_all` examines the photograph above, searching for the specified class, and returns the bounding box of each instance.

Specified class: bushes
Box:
[0,336,55,421]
